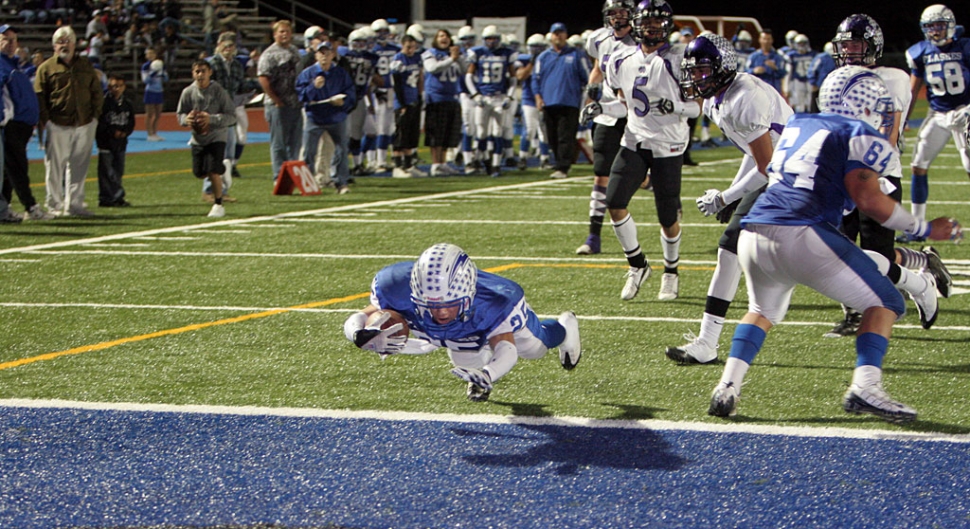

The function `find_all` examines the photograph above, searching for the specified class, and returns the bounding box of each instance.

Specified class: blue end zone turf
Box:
[2,405,968,528]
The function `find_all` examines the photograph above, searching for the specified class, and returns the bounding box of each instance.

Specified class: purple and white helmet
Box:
[680,33,737,100]
[832,14,884,67]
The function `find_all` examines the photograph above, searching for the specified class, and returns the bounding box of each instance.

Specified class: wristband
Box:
[343,311,368,342]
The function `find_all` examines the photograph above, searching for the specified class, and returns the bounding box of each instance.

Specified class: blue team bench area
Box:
[26,131,271,162]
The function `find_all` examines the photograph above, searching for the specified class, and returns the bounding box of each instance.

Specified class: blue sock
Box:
[911,173,929,204]
[729,324,767,364]
[539,319,566,349]
[855,332,888,368]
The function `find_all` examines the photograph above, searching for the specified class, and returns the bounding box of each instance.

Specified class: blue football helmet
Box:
[832,14,884,67]
[680,34,737,100]
[631,0,674,46]
[410,243,478,325]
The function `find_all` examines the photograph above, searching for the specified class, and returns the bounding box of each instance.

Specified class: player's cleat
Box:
[337,186,350,195]
[842,383,917,424]
[557,311,582,370]
[708,382,739,417]
[823,310,862,338]
[392,167,413,178]
[517,157,528,170]
[505,157,518,168]
[895,232,925,244]
[658,272,679,300]
[621,265,651,300]
[466,382,491,402]
[26,204,55,220]
[575,234,601,255]
[665,332,718,364]
[922,246,952,298]
[408,166,428,177]
[451,367,493,398]
[910,271,938,330]
[539,160,552,171]
[207,204,225,217]
[549,170,568,179]
[489,168,502,178]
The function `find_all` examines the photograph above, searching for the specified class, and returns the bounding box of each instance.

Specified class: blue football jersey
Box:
[743,113,896,229]
[390,52,422,108]
[342,49,379,99]
[370,262,530,351]
[785,50,814,82]
[372,41,402,87]
[467,45,515,96]
[515,52,536,106]
[906,38,970,112]
[422,47,462,104]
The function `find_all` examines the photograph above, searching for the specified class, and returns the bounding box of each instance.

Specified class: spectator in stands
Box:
[161,21,183,71]
[34,25,103,217]
[0,24,53,220]
[258,19,302,180]
[141,47,167,141]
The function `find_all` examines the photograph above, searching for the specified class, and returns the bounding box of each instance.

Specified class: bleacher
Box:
[1,0,278,112]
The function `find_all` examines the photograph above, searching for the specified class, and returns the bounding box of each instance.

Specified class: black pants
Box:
[542,105,579,173]
[2,120,38,210]
[98,146,127,205]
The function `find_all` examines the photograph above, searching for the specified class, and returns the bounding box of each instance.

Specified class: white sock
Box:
[852,365,882,388]
[699,312,725,347]
[720,357,750,389]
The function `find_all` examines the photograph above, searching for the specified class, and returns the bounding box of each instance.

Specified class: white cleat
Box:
[665,332,718,364]
[207,204,225,218]
[910,271,938,330]
[620,265,651,300]
[708,382,740,417]
[658,272,679,300]
[392,167,413,178]
[557,311,582,370]
[842,383,917,424]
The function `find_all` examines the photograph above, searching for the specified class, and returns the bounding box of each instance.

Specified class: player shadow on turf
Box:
[452,422,686,475]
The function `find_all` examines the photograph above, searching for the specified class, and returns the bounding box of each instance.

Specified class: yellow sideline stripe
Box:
[0,292,369,372]
[0,262,716,371]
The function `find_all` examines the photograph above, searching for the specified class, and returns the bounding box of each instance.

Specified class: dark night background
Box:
[314,1,966,62]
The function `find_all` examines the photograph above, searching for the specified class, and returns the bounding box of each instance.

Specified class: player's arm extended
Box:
[846,167,958,241]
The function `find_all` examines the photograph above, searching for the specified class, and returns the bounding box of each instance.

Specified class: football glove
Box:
[716,198,741,224]
[650,98,676,115]
[579,102,603,125]
[352,311,407,355]
[501,95,514,109]
[696,189,726,216]
[473,94,485,107]
[586,82,602,102]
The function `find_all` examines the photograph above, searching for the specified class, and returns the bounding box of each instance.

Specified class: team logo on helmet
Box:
[818,66,895,134]
[680,33,737,100]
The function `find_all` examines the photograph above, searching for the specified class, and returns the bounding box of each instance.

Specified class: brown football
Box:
[366,309,409,338]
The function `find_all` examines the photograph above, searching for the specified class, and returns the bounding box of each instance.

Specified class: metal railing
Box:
[252,0,354,34]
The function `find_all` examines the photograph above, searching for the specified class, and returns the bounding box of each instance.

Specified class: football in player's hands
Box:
[365,310,409,338]
[354,310,409,355]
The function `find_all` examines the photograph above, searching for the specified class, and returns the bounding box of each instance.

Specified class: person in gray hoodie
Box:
[177,59,236,217]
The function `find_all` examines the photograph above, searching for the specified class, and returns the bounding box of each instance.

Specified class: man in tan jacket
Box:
[34,25,103,217]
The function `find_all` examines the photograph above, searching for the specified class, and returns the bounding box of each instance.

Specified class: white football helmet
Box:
[504,33,520,52]
[920,4,956,46]
[349,29,368,51]
[567,33,584,47]
[818,65,895,134]
[482,25,501,49]
[734,29,752,51]
[371,18,390,42]
[785,29,798,48]
[410,243,478,325]
[457,25,476,44]
[304,26,324,48]
[407,23,424,43]
[794,34,809,53]
[526,33,547,55]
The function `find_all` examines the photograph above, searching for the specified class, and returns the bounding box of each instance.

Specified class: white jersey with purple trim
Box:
[871,65,911,178]
[605,43,691,155]
[585,26,636,125]
[704,73,792,156]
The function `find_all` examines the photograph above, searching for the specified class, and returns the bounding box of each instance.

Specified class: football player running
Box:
[465,25,518,177]
[574,0,637,256]
[825,13,952,338]
[665,33,792,364]
[903,4,970,239]
[343,243,582,402]
[603,0,700,301]
[707,66,962,424]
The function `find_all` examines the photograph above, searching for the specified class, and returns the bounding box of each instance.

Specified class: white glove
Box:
[696,189,726,216]
[351,311,407,355]
[579,102,603,125]
[501,95,514,109]
[649,98,676,115]
[473,94,485,107]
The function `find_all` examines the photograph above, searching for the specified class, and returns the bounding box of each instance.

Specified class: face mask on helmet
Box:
[679,35,737,100]
[602,0,634,31]
[920,5,956,46]
[409,244,478,326]
[818,66,895,136]
[832,14,883,67]
[631,0,673,46]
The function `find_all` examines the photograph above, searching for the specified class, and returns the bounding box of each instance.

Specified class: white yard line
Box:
[2,398,967,444]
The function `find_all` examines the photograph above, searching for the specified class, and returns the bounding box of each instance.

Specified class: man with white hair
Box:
[34,25,103,217]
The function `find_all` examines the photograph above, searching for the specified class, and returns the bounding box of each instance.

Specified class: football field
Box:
[1,132,969,527]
